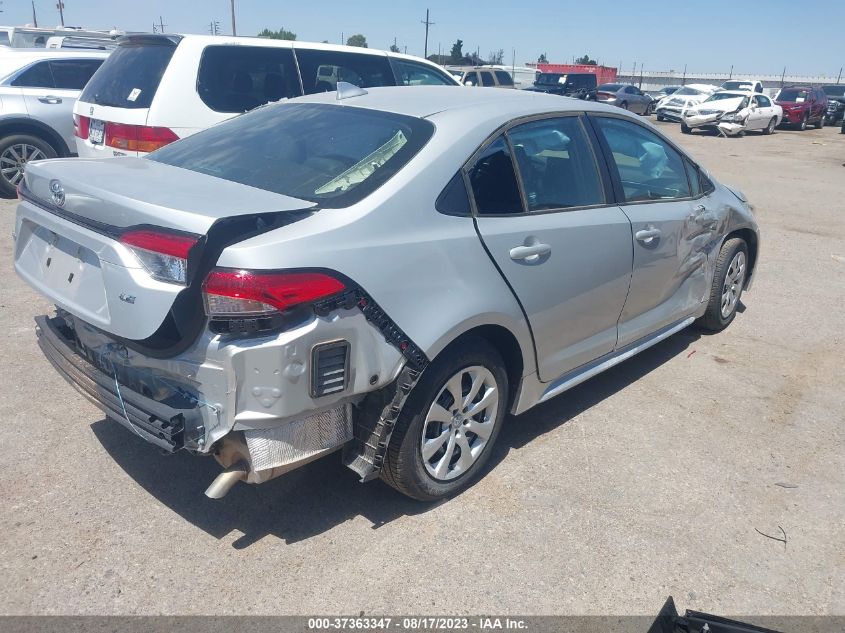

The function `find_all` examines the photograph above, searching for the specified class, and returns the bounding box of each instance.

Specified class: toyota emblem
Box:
[49,179,65,207]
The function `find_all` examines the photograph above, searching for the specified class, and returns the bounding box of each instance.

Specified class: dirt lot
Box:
[0,121,842,617]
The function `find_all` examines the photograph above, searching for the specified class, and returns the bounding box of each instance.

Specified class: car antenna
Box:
[336,82,368,101]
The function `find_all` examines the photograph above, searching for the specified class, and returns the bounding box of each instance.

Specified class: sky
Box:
[5,0,844,78]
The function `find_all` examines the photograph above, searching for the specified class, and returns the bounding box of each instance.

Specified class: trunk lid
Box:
[15,158,316,342]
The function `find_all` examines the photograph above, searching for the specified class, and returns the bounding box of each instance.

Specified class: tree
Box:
[537,52,548,64]
[389,43,400,53]
[257,27,296,40]
[346,34,367,48]
[449,39,464,64]
[575,54,597,65]
[487,48,504,65]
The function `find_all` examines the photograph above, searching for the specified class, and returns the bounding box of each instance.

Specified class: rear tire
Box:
[698,238,748,332]
[763,117,776,135]
[381,338,508,501]
[815,115,824,129]
[0,134,57,198]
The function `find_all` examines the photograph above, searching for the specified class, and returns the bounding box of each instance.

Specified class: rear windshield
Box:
[777,89,809,102]
[822,85,845,97]
[149,102,434,208]
[706,92,746,102]
[721,81,751,91]
[80,42,176,108]
[598,84,624,91]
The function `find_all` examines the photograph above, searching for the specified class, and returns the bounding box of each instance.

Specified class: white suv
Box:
[73,34,458,158]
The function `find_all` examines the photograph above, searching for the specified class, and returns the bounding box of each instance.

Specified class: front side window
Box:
[463,71,478,86]
[11,61,54,88]
[394,59,454,86]
[150,102,433,208]
[480,72,496,87]
[507,117,604,211]
[296,49,394,94]
[197,45,300,113]
[467,137,523,215]
[49,59,103,90]
[593,117,691,202]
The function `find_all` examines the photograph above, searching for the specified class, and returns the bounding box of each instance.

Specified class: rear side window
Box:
[395,59,454,86]
[296,49,394,94]
[49,59,103,89]
[468,137,523,215]
[508,117,604,211]
[11,61,54,88]
[480,72,496,87]
[685,160,702,198]
[494,71,514,86]
[593,117,691,202]
[197,45,301,113]
[80,42,176,108]
[150,102,433,208]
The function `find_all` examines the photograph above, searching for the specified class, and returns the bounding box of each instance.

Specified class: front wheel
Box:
[798,114,808,131]
[656,114,665,122]
[698,237,748,332]
[681,122,692,134]
[381,338,508,501]
[815,115,824,129]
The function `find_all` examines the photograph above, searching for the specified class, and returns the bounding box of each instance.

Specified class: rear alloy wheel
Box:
[798,114,808,131]
[698,237,748,332]
[0,134,56,198]
[763,117,776,135]
[381,338,507,501]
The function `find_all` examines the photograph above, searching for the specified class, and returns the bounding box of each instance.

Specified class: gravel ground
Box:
[0,121,842,616]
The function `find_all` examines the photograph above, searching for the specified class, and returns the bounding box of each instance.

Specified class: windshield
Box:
[673,87,704,96]
[149,102,434,208]
[536,73,565,85]
[706,92,746,102]
[822,85,845,97]
[722,81,752,90]
[777,89,810,102]
[80,42,176,108]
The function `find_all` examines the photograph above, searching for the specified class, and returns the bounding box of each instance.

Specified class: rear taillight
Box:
[596,91,614,101]
[73,114,90,139]
[105,123,179,153]
[202,269,346,318]
[120,229,199,285]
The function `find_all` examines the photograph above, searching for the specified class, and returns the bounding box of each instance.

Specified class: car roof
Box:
[291,85,624,125]
[0,48,108,58]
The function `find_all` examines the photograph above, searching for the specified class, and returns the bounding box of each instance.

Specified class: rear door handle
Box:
[635,228,661,242]
[509,243,551,262]
[38,96,62,104]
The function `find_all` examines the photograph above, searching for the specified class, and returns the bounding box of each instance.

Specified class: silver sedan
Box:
[14,86,759,501]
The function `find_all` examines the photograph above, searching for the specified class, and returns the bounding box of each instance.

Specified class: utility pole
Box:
[421,9,434,58]
[159,16,165,33]
[837,67,842,85]
[729,64,733,79]
[229,0,236,36]
[31,0,38,27]
[56,0,65,27]
[209,20,220,36]
[682,63,687,85]
[780,66,786,87]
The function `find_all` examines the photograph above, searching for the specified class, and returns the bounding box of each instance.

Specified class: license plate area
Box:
[89,119,105,145]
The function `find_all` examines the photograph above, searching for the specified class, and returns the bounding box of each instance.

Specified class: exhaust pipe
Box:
[205,461,248,499]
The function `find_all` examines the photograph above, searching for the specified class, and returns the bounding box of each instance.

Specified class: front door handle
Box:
[38,96,62,104]
[635,228,661,243]
[509,243,551,262]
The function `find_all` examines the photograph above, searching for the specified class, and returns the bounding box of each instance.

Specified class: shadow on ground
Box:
[92,329,700,547]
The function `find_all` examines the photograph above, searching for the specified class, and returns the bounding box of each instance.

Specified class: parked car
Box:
[682,91,782,136]
[456,67,515,89]
[72,34,459,158]
[654,84,719,122]
[775,86,828,130]
[15,86,759,501]
[479,65,539,90]
[822,85,845,125]
[526,72,597,99]
[595,83,654,114]
[719,79,763,93]
[0,48,107,197]
[649,86,681,101]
